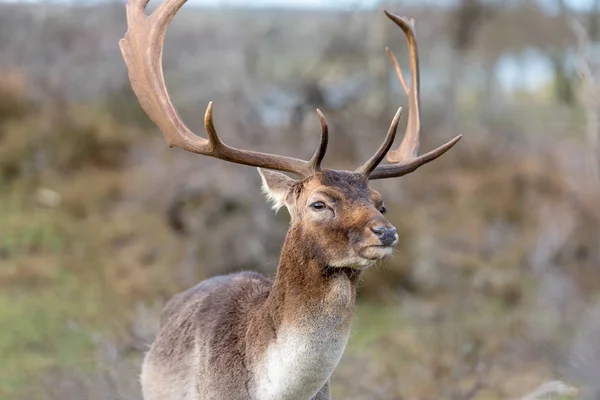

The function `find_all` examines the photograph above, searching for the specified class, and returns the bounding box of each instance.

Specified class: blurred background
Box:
[1,0,599,398]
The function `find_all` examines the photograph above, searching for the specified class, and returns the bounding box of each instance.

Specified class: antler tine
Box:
[119,0,325,178]
[308,109,329,172]
[385,10,421,163]
[368,10,461,180]
[356,107,402,176]
[369,134,462,180]
[385,47,409,97]
[384,17,416,96]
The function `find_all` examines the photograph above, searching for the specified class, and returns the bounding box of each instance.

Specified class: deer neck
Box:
[268,224,361,327]
[249,225,361,399]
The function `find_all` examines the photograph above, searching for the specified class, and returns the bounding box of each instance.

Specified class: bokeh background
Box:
[1,0,599,398]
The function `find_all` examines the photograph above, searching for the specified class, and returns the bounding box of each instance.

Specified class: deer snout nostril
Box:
[371,226,397,246]
[370,226,384,236]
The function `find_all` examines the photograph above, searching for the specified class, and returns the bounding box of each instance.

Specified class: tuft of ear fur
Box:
[258,168,297,212]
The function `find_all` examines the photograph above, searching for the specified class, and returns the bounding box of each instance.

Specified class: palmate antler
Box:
[119,1,458,179]
[362,11,462,180]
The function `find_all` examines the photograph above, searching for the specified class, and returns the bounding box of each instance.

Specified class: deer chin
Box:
[328,246,394,270]
[359,245,394,261]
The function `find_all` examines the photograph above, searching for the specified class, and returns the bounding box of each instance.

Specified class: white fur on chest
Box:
[253,322,350,400]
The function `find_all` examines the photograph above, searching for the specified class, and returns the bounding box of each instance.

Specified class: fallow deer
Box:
[119,1,462,399]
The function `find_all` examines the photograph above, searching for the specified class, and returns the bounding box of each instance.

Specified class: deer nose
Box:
[370,226,398,246]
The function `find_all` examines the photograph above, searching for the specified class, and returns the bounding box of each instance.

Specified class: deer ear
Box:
[258,168,297,212]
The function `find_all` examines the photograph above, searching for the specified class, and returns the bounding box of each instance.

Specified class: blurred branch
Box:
[445,0,496,126]
[569,16,600,180]
[524,0,577,105]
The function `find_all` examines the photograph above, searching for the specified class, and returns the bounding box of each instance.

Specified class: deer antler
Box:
[119,0,328,178]
[363,10,462,180]
[355,107,402,176]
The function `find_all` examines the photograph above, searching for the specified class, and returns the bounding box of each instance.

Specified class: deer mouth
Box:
[359,245,395,261]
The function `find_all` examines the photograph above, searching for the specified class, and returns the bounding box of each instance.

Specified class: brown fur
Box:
[141,170,397,400]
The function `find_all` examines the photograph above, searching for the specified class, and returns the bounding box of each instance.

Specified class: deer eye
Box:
[310,201,326,211]
[379,205,387,214]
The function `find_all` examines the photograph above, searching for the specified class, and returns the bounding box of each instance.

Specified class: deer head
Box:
[119,0,462,270]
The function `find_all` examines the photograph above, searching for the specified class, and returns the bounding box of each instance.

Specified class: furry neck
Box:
[265,224,362,330]
[249,225,361,399]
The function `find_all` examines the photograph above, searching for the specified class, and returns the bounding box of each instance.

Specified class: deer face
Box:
[259,168,397,269]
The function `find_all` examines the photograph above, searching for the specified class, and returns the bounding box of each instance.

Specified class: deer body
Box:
[141,212,360,399]
[140,272,346,400]
[141,173,367,400]
[119,1,461,398]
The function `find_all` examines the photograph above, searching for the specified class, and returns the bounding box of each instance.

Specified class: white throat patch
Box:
[253,322,350,400]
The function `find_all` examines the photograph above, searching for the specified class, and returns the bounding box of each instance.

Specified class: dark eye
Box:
[379,205,387,214]
[310,201,326,211]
